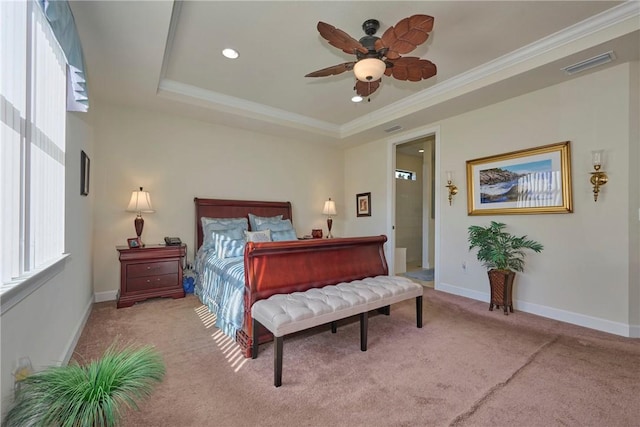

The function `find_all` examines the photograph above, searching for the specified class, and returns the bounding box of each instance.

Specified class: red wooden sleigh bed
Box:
[194,197,389,357]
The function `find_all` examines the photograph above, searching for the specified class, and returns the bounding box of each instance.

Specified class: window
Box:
[395,169,417,181]
[1,1,67,292]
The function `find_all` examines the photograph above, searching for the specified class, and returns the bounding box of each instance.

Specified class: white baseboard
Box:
[436,282,634,338]
[60,290,118,366]
[436,282,489,303]
[61,296,93,365]
[94,290,118,303]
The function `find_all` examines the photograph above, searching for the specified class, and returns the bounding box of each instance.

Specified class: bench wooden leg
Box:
[416,296,423,328]
[360,312,368,351]
[274,336,283,387]
[331,321,337,333]
[252,318,259,359]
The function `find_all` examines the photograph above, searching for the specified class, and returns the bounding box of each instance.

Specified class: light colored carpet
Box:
[71,288,640,426]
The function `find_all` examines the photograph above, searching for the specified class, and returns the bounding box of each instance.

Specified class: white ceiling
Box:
[69,1,639,147]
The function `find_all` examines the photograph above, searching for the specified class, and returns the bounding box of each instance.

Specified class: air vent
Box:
[384,125,403,133]
[561,51,615,75]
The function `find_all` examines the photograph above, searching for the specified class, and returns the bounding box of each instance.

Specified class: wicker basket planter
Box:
[468,221,543,317]
[488,269,516,315]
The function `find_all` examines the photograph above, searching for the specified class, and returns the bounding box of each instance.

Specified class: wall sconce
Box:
[445,171,458,206]
[590,150,608,202]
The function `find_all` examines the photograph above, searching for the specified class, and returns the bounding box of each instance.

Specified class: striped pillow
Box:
[202,217,248,250]
[211,230,246,258]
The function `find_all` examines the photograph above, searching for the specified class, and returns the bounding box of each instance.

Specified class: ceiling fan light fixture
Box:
[353,58,386,82]
[222,48,239,59]
[351,95,363,103]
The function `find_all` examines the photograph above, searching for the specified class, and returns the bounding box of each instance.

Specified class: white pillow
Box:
[244,229,271,242]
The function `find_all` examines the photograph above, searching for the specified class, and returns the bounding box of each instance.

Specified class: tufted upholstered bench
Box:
[251,275,423,387]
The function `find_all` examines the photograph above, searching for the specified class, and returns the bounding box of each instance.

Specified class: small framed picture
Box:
[80,150,90,196]
[127,237,142,249]
[356,192,371,217]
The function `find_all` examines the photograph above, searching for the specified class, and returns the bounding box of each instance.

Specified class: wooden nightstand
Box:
[116,244,186,308]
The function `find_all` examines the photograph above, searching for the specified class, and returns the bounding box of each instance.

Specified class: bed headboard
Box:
[194,198,293,250]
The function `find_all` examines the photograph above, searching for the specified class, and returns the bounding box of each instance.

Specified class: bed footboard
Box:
[237,235,389,357]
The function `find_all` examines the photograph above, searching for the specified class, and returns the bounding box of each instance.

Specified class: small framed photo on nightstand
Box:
[127,237,142,249]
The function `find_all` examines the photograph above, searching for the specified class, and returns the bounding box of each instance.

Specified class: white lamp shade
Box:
[126,188,155,213]
[353,58,386,82]
[322,199,337,216]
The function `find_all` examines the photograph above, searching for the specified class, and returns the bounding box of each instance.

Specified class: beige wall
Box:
[628,61,640,329]
[345,62,639,336]
[1,113,95,415]
[91,104,344,296]
[395,153,424,265]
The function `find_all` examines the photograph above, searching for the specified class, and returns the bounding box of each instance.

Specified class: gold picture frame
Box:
[466,141,573,215]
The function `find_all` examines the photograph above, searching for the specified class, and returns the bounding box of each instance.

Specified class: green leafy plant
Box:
[468,221,543,272]
[2,344,165,427]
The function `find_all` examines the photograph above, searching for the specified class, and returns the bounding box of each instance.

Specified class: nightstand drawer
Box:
[127,260,177,278]
[117,244,186,308]
[127,273,179,292]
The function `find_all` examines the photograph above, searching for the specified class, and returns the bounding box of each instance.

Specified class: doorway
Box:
[394,135,435,282]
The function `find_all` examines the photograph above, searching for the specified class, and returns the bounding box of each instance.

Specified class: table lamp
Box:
[322,198,337,238]
[126,187,155,241]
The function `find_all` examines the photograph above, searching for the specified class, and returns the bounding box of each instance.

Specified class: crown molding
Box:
[158,1,338,137]
[157,79,339,137]
[341,1,639,138]
[158,1,638,140]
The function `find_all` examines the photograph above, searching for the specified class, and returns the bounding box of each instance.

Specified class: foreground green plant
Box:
[3,344,165,427]
[468,221,543,272]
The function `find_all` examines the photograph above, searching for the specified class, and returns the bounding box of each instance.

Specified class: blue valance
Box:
[37,0,89,112]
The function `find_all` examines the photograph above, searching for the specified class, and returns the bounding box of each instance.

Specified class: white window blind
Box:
[1,0,66,288]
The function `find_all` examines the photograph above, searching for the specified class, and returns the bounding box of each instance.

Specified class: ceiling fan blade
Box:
[354,79,381,97]
[380,15,434,59]
[317,22,368,55]
[305,62,356,78]
[387,57,437,82]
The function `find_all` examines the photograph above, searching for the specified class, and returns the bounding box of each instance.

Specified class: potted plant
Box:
[2,343,165,427]
[468,221,543,315]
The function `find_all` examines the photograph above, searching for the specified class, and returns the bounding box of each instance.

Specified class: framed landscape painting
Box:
[466,141,573,215]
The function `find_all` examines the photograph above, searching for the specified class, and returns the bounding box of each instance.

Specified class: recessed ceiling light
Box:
[418,149,424,153]
[222,48,239,59]
[351,95,363,103]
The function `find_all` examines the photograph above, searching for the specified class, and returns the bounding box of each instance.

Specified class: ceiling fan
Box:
[305,15,437,99]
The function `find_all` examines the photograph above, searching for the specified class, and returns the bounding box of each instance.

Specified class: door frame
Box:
[386,125,441,283]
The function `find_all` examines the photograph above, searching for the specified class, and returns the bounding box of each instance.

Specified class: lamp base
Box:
[326,217,333,239]
[134,215,144,238]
